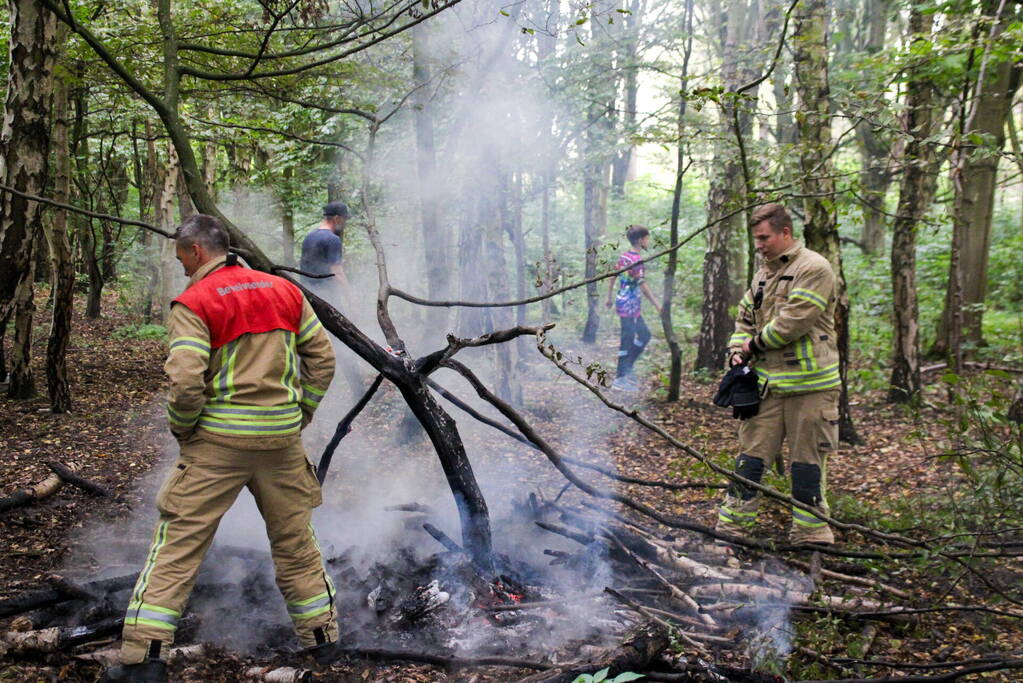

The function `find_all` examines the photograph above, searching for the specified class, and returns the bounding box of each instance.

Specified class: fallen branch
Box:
[45,462,107,496]
[0,462,81,514]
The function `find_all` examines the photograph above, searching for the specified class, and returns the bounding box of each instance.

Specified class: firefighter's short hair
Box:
[750,203,792,234]
[176,214,230,254]
[626,224,649,246]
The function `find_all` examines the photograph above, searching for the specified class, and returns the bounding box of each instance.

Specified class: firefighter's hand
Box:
[605,298,613,309]
[742,338,753,356]
[730,353,745,367]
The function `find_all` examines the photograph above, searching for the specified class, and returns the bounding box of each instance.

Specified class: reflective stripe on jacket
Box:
[729,242,838,396]
[165,257,335,448]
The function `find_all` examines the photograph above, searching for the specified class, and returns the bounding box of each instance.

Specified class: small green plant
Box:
[571,668,644,683]
[113,323,167,340]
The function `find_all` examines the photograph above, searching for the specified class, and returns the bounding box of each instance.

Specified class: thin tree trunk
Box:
[43,43,74,413]
[412,24,450,332]
[855,0,891,255]
[793,0,860,444]
[662,0,693,401]
[280,167,295,267]
[8,238,37,399]
[0,0,58,319]
[888,7,935,404]
[610,0,641,198]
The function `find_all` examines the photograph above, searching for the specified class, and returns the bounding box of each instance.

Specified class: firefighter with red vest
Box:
[104,215,338,682]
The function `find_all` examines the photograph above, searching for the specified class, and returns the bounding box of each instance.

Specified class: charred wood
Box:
[45,461,107,496]
[517,620,672,683]
[0,574,134,618]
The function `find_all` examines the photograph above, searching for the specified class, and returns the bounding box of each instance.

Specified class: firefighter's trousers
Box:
[716,388,839,544]
[119,435,338,664]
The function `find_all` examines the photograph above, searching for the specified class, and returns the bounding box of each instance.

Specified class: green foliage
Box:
[571,668,644,683]
[113,323,167,341]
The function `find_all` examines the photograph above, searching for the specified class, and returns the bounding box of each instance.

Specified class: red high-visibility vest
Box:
[174,265,302,350]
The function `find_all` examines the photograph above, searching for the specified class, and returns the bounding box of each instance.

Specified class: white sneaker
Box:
[612,375,639,392]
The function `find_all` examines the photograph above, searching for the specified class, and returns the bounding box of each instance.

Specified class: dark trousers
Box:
[616,315,651,378]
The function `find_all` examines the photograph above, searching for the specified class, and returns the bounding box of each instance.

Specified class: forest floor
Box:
[1,292,1021,682]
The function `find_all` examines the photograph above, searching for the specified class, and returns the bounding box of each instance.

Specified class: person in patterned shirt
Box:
[605,225,661,392]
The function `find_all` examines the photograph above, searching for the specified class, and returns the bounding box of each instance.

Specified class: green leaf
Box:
[593,668,610,682]
[611,673,646,682]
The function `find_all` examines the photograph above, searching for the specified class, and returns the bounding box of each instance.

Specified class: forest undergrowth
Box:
[0,290,1021,682]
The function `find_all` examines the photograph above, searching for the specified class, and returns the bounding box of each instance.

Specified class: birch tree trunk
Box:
[695,0,758,372]
[888,7,935,404]
[0,0,58,320]
[793,0,860,443]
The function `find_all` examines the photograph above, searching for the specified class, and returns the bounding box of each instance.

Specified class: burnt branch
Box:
[316,374,385,483]
[416,324,554,374]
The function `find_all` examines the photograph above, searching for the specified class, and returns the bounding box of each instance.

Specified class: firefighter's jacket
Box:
[164,256,335,449]
[728,242,839,395]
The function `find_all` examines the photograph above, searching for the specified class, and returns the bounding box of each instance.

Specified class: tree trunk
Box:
[932,57,1021,354]
[0,0,58,320]
[412,24,450,332]
[581,24,614,345]
[610,0,641,198]
[793,0,860,444]
[888,7,935,404]
[280,167,295,267]
[695,0,757,372]
[43,44,74,413]
[855,0,891,256]
[8,238,37,399]
[662,0,693,401]
[82,222,103,319]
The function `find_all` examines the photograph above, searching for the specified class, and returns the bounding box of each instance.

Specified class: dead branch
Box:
[602,531,716,627]
[785,558,910,599]
[416,324,554,374]
[0,462,81,514]
[0,617,122,655]
[0,574,135,619]
[317,646,553,671]
[45,462,107,496]
[316,374,384,483]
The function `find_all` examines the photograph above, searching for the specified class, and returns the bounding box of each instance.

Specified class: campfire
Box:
[0,479,911,682]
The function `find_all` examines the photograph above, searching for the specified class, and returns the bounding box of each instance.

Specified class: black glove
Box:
[713,363,747,408]
[730,367,760,420]
[714,363,760,420]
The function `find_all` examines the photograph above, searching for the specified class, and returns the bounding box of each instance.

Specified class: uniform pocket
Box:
[304,459,323,508]
[155,461,190,516]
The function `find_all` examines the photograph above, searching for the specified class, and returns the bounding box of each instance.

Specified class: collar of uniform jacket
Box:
[764,241,803,273]
[187,255,228,287]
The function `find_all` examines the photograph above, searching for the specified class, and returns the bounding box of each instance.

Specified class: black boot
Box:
[304,640,342,666]
[101,659,168,683]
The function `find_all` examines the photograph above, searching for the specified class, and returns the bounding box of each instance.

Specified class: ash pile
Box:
[0,492,896,681]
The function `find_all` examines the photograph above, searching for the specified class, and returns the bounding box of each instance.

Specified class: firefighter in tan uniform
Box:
[715,203,840,546]
[104,215,338,682]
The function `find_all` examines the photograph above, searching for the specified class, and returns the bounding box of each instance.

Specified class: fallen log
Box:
[74,643,206,667]
[0,617,122,656]
[785,558,910,599]
[0,462,81,514]
[0,574,135,619]
[45,461,107,496]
